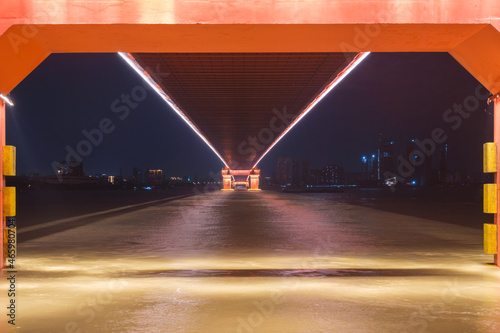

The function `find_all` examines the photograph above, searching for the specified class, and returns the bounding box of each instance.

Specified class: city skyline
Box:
[16,131,478,187]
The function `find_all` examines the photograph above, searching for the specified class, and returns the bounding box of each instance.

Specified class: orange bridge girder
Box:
[2,0,500,268]
[1,1,500,95]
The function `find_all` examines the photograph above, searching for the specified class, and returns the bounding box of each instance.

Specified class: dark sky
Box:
[7,52,493,180]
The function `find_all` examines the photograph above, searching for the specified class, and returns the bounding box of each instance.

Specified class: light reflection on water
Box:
[2,190,500,333]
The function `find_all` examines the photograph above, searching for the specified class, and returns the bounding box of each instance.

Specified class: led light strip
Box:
[0,94,14,106]
[118,52,230,168]
[252,52,371,169]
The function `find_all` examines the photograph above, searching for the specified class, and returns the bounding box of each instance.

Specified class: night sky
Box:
[7,52,493,180]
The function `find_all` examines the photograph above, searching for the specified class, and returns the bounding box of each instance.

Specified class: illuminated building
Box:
[146,169,163,187]
[310,165,345,185]
[361,154,377,181]
[406,140,432,186]
[377,136,395,181]
[56,161,84,177]
[322,164,345,185]
[276,157,309,186]
[310,169,323,185]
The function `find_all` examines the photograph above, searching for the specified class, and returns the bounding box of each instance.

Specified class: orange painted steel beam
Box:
[1,0,500,33]
[229,170,255,176]
[0,0,500,94]
[450,25,500,91]
[1,24,492,95]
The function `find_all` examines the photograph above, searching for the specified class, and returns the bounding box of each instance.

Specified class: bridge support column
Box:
[495,96,500,266]
[249,175,259,190]
[1,101,4,268]
[482,95,500,266]
[221,169,232,191]
[485,94,500,267]
[0,100,16,270]
[249,169,261,191]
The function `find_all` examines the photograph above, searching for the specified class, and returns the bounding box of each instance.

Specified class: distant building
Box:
[146,169,163,187]
[439,144,448,184]
[361,154,377,181]
[276,157,309,186]
[322,164,345,185]
[297,159,309,185]
[377,136,395,181]
[276,158,293,185]
[170,176,183,182]
[107,175,124,186]
[55,161,84,176]
[406,140,432,186]
[310,169,323,185]
[309,164,345,185]
[130,167,143,185]
[47,161,98,185]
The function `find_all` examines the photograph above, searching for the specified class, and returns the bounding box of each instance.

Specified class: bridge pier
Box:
[221,168,260,191]
[0,101,4,268]
[484,94,500,267]
[495,95,500,266]
[0,100,16,269]
[249,170,261,191]
[221,169,232,191]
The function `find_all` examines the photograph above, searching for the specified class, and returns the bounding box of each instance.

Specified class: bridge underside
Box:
[129,52,358,170]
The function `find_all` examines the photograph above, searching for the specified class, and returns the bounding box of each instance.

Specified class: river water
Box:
[1,190,500,332]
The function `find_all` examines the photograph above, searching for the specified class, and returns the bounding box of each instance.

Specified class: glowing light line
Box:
[0,94,14,106]
[118,52,230,168]
[252,52,371,169]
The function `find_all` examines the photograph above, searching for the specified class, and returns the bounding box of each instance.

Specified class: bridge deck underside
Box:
[132,52,357,169]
